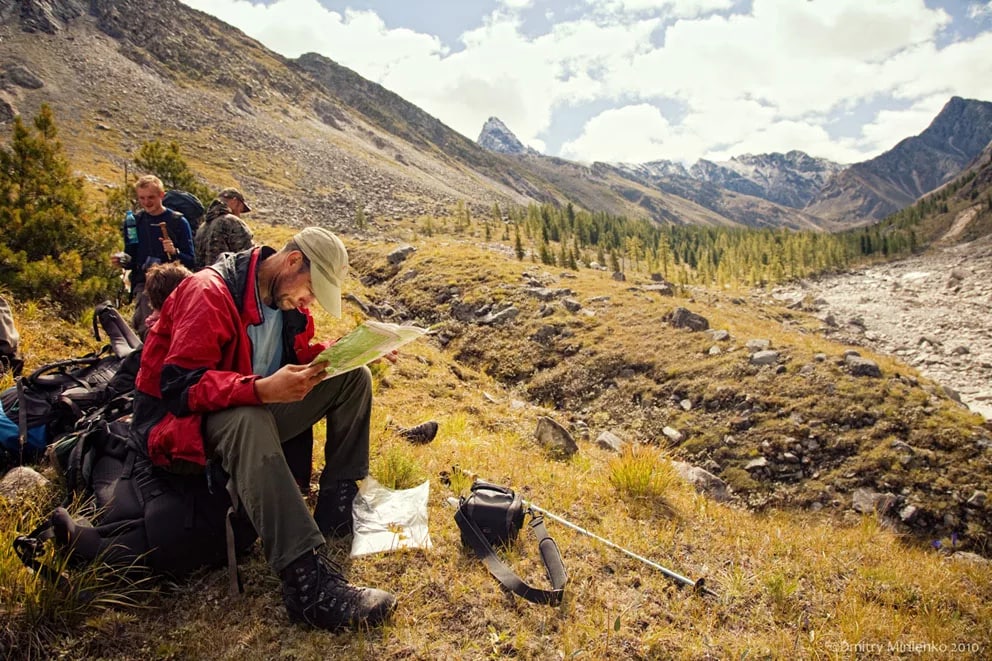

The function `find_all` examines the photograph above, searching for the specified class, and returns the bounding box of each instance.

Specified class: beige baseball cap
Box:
[294,227,348,317]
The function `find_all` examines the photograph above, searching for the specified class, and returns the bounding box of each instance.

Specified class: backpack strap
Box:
[455,502,567,606]
[93,301,141,359]
[12,516,79,595]
[15,377,28,464]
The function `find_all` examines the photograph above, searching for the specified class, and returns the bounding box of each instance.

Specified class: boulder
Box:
[845,355,882,377]
[667,307,709,332]
[0,466,49,501]
[534,416,578,458]
[750,350,780,365]
[672,461,730,502]
[387,244,416,265]
[595,430,625,453]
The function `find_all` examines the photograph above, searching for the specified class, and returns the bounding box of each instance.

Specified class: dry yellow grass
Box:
[1,221,990,659]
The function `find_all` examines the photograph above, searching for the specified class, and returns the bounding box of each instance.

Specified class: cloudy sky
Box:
[180,0,992,166]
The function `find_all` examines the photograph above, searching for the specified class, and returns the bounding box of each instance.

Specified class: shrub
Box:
[0,105,117,317]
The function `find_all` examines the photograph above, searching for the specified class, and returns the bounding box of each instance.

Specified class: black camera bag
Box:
[455,480,566,606]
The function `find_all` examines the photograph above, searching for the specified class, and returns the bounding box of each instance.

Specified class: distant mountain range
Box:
[1,0,991,236]
[478,98,992,229]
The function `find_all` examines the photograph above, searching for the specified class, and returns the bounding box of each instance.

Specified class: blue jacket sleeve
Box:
[169,215,196,270]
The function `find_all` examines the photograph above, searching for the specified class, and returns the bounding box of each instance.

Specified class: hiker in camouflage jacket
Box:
[194,188,254,269]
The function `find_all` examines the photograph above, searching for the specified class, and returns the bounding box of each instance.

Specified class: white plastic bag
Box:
[350,476,433,557]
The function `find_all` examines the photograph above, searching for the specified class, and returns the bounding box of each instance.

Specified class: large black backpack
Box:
[0,302,140,467]
[14,397,259,585]
[163,190,205,234]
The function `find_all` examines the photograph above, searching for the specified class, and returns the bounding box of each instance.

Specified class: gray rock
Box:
[746,339,771,351]
[845,355,882,377]
[562,298,582,312]
[899,504,919,522]
[942,385,963,404]
[612,271,626,282]
[0,466,49,501]
[5,64,45,89]
[387,244,416,265]
[750,350,780,365]
[708,345,722,356]
[525,287,557,302]
[595,430,625,453]
[662,426,685,443]
[852,488,896,514]
[744,457,769,471]
[890,440,913,453]
[478,307,519,326]
[710,330,730,342]
[679,399,692,411]
[667,307,709,331]
[672,461,730,502]
[534,416,578,457]
[949,551,990,564]
[643,283,674,296]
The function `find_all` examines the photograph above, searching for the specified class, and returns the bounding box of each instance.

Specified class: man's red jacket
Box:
[133,247,326,469]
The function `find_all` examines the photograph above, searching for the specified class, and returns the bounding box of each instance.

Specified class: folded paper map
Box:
[312,321,428,379]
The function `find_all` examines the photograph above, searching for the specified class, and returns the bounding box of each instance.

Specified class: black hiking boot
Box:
[397,420,438,444]
[281,550,396,632]
[314,479,358,537]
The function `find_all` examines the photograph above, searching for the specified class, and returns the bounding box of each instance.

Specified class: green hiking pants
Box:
[204,366,372,573]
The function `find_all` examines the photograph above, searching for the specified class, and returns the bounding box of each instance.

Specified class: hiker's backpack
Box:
[0,295,22,377]
[14,398,259,583]
[0,302,140,467]
[163,190,205,234]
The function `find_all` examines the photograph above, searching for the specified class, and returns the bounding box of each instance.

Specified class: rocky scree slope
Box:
[0,0,542,229]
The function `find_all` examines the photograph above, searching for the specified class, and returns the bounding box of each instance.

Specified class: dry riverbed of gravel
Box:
[772,235,992,420]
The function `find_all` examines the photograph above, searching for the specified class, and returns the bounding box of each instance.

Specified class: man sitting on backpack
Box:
[194,188,254,270]
[131,227,395,632]
[111,175,195,338]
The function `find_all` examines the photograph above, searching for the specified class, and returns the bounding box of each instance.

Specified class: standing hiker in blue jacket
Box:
[111,174,194,338]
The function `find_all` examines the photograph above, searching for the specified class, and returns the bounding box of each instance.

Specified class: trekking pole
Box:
[445,494,715,597]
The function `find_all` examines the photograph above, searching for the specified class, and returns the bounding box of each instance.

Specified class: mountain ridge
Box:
[1,0,990,236]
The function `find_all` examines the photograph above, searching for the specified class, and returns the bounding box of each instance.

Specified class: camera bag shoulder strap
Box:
[455,506,567,606]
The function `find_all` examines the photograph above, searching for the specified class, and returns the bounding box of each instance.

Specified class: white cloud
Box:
[499,0,533,8]
[180,0,990,165]
[560,104,677,163]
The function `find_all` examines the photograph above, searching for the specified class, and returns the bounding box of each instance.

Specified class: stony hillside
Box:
[806,97,992,226]
[351,237,992,556]
[0,0,775,232]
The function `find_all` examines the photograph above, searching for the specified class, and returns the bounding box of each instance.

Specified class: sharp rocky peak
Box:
[477,116,529,155]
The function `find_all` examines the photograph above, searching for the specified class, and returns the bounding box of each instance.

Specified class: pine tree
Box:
[0,105,116,316]
[134,140,212,203]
